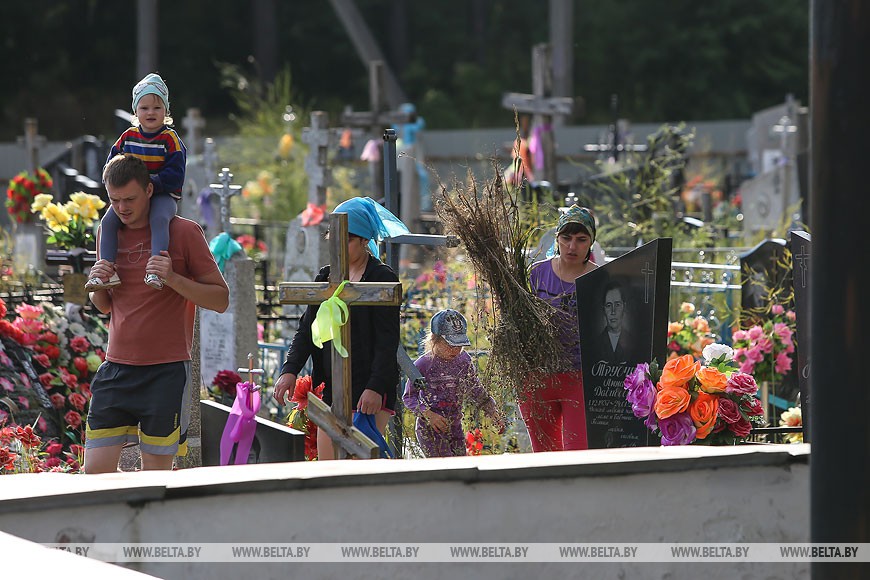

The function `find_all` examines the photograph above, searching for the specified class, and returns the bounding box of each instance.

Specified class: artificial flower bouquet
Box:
[31,191,106,250]
[7,168,52,223]
[666,302,716,359]
[623,344,766,446]
[284,375,325,460]
[731,303,796,382]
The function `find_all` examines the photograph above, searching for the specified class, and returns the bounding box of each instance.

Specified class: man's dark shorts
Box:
[85,360,192,456]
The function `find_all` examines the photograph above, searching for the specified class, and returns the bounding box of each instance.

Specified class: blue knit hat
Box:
[132,73,170,113]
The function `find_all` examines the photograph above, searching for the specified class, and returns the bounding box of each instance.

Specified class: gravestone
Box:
[200,400,305,465]
[739,238,798,417]
[789,230,811,441]
[576,238,672,448]
[199,257,258,390]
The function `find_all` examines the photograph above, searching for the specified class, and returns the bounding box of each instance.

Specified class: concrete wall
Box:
[0,445,809,580]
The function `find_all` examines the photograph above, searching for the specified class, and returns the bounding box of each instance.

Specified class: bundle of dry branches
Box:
[434,162,572,401]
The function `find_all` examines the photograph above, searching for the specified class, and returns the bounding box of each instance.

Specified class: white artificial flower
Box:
[68,322,87,337]
[702,343,734,364]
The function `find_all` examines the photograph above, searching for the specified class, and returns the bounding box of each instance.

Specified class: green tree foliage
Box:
[217,64,309,221]
[0,0,808,139]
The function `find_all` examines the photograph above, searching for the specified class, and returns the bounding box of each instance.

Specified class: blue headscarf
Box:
[333,197,410,256]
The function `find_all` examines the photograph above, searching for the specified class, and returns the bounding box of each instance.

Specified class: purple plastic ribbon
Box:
[219,381,261,465]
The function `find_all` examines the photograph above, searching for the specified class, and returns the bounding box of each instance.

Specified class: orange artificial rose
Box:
[692,316,710,334]
[689,391,720,439]
[668,322,684,335]
[658,354,700,390]
[654,386,692,419]
[696,366,728,393]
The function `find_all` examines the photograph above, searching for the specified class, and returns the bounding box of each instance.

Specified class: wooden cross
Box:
[209,167,242,234]
[501,44,574,183]
[278,212,403,459]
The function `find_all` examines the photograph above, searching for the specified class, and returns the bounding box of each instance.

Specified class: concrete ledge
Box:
[0,444,808,514]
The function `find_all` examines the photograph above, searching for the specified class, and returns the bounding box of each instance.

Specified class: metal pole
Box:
[810,1,870,577]
[382,128,399,273]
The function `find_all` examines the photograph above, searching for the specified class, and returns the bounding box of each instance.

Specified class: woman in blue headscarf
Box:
[274,197,409,459]
[524,205,598,452]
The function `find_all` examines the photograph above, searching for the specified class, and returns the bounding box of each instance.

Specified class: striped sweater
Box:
[109,126,187,199]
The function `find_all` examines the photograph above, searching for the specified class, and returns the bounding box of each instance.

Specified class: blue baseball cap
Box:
[431,309,471,347]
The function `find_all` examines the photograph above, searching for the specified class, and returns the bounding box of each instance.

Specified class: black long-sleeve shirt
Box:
[280,255,401,410]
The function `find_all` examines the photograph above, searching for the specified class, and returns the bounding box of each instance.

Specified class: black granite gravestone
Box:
[789,230,811,441]
[739,238,799,411]
[201,400,306,465]
[576,238,672,448]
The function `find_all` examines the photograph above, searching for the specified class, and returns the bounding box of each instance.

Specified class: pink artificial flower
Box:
[774,322,793,342]
[771,304,784,315]
[14,303,43,320]
[747,345,765,363]
[0,378,13,393]
[738,360,756,375]
[17,396,29,410]
[748,326,764,341]
[756,337,774,354]
[775,351,793,375]
[36,416,47,432]
[786,311,796,321]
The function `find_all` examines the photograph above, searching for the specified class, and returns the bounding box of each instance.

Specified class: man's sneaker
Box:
[144,273,164,290]
[84,272,121,291]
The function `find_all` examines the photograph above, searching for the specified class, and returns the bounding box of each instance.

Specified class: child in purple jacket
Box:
[403,309,502,457]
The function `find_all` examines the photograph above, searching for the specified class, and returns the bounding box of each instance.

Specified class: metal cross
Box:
[209,167,242,234]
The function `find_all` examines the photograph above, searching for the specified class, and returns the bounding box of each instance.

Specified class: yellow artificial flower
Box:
[31,193,54,213]
[41,203,71,231]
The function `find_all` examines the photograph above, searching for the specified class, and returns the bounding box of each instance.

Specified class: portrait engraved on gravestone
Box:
[577,239,671,448]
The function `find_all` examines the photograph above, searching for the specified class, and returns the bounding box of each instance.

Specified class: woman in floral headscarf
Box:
[523,205,598,451]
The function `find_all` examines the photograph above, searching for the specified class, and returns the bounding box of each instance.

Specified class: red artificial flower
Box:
[33,353,51,368]
[14,425,41,448]
[291,375,326,410]
[50,393,66,409]
[213,370,243,396]
[0,319,25,344]
[465,429,484,456]
[45,457,61,469]
[64,410,83,429]
[60,370,78,390]
[39,372,54,387]
[38,331,59,344]
[69,336,91,353]
[44,345,61,360]
[46,442,63,456]
[0,298,6,319]
[68,392,88,412]
[72,357,89,375]
[0,447,19,471]
[69,444,84,458]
